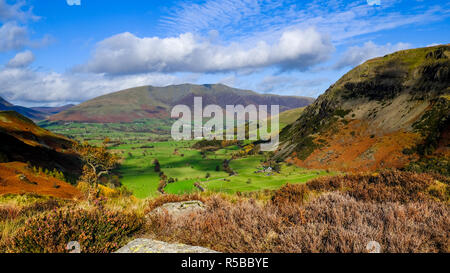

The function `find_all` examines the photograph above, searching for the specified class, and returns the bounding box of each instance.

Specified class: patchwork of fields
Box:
[110,139,330,198]
[39,119,173,145]
[42,119,331,199]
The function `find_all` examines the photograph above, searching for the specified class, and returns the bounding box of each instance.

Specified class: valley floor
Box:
[113,140,330,198]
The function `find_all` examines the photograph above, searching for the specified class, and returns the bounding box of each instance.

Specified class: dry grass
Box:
[144,170,449,253]
[281,170,450,203]
[146,192,449,253]
[1,170,449,253]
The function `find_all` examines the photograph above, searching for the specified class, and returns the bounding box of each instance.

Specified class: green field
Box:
[42,116,331,199]
[110,139,330,198]
[111,140,234,198]
[39,119,172,145]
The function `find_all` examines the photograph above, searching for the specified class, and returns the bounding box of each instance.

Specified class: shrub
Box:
[278,170,449,203]
[272,183,309,206]
[7,207,144,253]
[0,206,21,222]
[0,199,61,222]
[19,199,61,216]
[146,193,449,253]
[405,156,450,177]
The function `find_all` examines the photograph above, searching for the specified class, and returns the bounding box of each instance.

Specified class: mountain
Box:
[276,45,450,172]
[0,96,47,120]
[30,104,75,116]
[0,111,82,177]
[0,97,74,121]
[49,84,315,123]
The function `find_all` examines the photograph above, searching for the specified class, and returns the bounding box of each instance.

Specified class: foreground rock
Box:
[149,200,206,218]
[115,238,218,253]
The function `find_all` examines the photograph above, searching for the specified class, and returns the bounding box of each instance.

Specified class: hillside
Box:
[30,104,75,116]
[276,45,450,172]
[49,84,314,123]
[0,97,73,121]
[0,97,46,121]
[275,107,306,128]
[0,162,80,199]
[0,111,81,177]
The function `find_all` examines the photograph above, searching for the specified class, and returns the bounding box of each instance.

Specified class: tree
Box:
[271,162,281,173]
[154,159,161,173]
[75,142,119,188]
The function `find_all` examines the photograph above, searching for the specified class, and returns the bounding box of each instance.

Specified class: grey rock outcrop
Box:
[149,200,206,218]
[115,238,218,253]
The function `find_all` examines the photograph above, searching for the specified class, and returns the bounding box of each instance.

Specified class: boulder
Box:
[149,200,205,218]
[115,238,218,253]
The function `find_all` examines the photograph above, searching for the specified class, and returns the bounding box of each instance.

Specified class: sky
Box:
[0,0,448,106]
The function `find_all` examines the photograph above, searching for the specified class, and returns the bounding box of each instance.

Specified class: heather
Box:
[6,206,144,253]
[274,170,450,204]
[1,170,449,253]
[146,192,449,253]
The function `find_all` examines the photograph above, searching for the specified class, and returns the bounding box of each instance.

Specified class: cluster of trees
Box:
[154,159,178,194]
[192,139,241,150]
[267,161,282,173]
[233,143,260,158]
[27,164,66,181]
[223,160,236,176]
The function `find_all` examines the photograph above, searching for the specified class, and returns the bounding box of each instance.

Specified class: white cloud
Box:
[0,22,28,52]
[79,28,334,75]
[160,0,449,45]
[0,1,46,52]
[66,0,81,6]
[333,41,411,69]
[0,65,183,106]
[0,22,52,52]
[6,50,35,68]
[0,0,39,22]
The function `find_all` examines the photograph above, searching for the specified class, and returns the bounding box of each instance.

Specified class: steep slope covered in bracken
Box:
[0,111,81,177]
[276,45,450,172]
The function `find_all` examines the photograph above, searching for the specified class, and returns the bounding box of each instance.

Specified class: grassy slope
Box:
[273,107,306,129]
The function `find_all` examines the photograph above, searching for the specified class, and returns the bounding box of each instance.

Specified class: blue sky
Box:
[0,0,448,106]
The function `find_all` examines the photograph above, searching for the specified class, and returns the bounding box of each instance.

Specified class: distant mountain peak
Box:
[0,96,75,121]
[0,96,14,107]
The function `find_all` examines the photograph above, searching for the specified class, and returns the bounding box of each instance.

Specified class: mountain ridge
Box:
[275,44,450,172]
[0,96,75,121]
[0,97,47,120]
[49,84,315,123]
